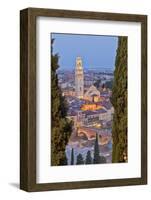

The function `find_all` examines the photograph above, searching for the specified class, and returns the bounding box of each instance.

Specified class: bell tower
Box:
[75,57,84,99]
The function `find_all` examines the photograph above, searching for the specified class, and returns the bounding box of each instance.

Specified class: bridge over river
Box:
[77,126,112,145]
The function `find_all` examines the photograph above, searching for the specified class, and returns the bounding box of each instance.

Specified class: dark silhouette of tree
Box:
[104,80,113,90]
[94,79,101,89]
[100,156,106,163]
[85,150,92,164]
[51,39,72,166]
[71,148,74,165]
[111,36,127,163]
[93,134,100,164]
[76,153,84,165]
[102,83,105,89]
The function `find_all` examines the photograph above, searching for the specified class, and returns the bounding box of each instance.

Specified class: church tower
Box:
[75,57,84,99]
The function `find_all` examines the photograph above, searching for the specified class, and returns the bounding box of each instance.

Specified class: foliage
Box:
[93,134,100,164]
[51,39,72,166]
[111,37,127,163]
[100,156,106,163]
[71,148,74,165]
[76,153,84,165]
[85,150,92,164]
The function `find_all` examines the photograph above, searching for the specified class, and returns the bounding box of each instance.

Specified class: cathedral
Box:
[75,57,101,102]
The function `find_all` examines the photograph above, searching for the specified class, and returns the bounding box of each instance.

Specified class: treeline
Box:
[111,36,128,163]
[70,135,106,165]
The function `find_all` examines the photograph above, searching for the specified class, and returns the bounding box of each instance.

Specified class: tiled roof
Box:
[82,110,96,116]
[95,109,107,114]
[68,110,77,116]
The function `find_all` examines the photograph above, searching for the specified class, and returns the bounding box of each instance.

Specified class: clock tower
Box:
[75,57,84,99]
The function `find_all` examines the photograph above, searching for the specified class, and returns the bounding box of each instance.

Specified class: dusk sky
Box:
[51,33,118,70]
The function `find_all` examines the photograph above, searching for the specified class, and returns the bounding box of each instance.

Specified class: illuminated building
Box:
[81,103,102,111]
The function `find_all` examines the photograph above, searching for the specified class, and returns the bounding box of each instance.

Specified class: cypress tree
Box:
[51,39,72,166]
[100,156,106,163]
[76,153,84,165]
[111,36,127,163]
[85,150,92,164]
[71,148,74,165]
[93,134,100,164]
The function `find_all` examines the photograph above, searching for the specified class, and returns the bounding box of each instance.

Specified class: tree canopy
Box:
[85,150,92,164]
[71,148,74,165]
[93,134,100,164]
[76,153,84,165]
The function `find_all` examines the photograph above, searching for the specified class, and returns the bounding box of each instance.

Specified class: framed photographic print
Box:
[20,8,147,191]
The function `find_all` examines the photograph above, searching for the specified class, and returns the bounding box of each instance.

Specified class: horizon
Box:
[51,33,118,71]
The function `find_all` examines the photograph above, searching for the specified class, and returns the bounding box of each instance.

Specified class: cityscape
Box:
[50,33,127,166]
[57,57,114,164]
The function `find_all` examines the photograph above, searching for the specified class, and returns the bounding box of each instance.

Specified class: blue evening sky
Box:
[51,33,118,70]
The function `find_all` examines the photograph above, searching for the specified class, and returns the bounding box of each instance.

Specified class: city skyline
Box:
[56,57,114,165]
[51,33,118,70]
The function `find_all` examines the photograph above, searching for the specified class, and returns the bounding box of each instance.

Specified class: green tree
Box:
[71,148,74,165]
[111,36,127,163]
[76,153,84,165]
[93,134,100,164]
[51,39,72,166]
[85,150,92,164]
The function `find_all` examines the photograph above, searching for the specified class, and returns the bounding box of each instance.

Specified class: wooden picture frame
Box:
[20,7,147,192]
